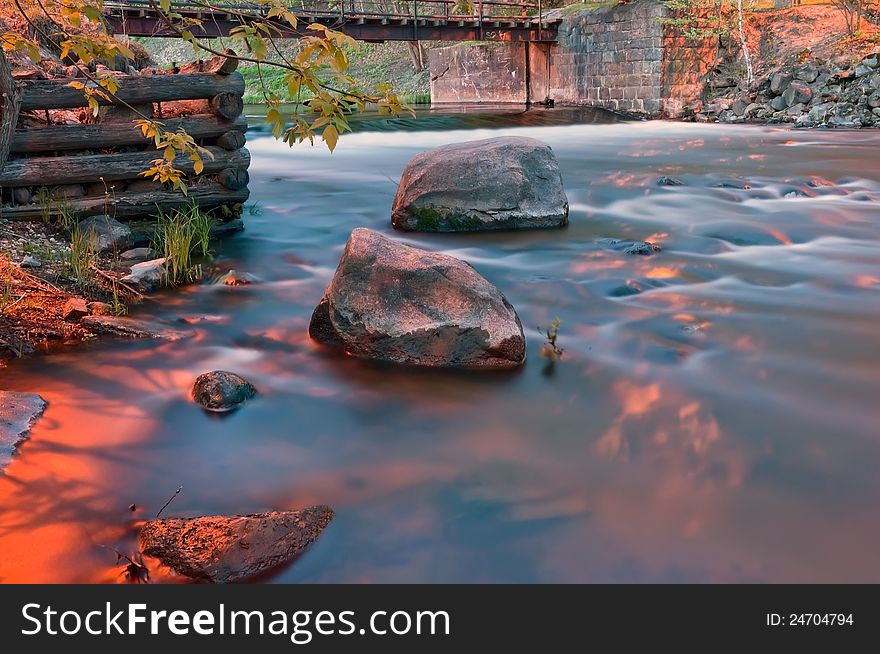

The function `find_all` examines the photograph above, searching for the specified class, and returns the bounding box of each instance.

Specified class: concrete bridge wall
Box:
[429,1,715,117]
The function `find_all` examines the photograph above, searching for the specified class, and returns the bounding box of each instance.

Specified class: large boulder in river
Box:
[309,228,526,368]
[1,391,46,473]
[391,136,569,232]
[139,506,334,583]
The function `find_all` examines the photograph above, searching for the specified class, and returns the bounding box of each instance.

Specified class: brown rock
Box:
[62,297,89,322]
[81,315,190,340]
[139,507,334,583]
[87,301,113,316]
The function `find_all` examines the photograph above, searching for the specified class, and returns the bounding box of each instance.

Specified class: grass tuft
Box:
[152,203,216,286]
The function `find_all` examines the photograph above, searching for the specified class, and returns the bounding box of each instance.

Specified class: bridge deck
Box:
[105,1,561,43]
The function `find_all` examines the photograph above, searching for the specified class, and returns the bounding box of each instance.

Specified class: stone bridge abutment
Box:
[429,1,715,117]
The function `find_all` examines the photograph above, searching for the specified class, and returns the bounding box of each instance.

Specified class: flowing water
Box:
[1,106,879,583]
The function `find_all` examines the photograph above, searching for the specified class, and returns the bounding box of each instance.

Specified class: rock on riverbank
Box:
[391,136,569,232]
[693,52,880,128]
[310,228,526,368]
[139,506,334,583]
[0,391,46,473]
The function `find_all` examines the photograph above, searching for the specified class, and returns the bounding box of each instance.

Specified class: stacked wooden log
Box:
[0,52,250,221]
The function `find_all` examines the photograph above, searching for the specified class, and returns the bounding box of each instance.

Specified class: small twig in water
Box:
[156,486,183,520]
[89,264,144,300]
[96,543,150,584]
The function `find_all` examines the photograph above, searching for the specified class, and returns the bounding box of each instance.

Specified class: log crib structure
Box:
[0,52,250,226]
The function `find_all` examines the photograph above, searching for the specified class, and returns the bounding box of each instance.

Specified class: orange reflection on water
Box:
[854,275,880,289]
[765,227,794,245]
[645,267,679,280]
[570,255,627,275]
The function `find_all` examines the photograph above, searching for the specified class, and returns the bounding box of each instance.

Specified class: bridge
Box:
[104,0,561,43]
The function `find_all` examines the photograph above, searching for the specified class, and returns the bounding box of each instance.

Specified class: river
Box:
[1,106,879,583]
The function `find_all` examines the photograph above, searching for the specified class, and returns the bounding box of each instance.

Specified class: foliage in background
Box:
[2,0,406,194]
[832,0,875,34]
[662,0,740,40]
[663,0,753,82]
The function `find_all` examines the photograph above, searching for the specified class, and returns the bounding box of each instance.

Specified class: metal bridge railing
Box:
[107,0,547,28]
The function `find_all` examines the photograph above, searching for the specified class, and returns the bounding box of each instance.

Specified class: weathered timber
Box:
[216,129,246,151]
[218,167,249,191]
[0,51,22,171]
[0,181,248,220]
[20,72,245,111]
[179,51,239,76]
[210,92,244,120]
[0,146,250,186]
[11,114,247,154]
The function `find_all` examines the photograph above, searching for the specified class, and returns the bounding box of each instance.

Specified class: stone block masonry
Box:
[429,0,716,118]
[430,42,528,104]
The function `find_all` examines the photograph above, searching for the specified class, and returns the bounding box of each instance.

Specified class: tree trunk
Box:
[0,181,249,220]
[210,92,245,120]
[0,51,22,173]
[0,146,250,186]
[216,128,247,151]
[218,167,249,190]
[736,0,753,85]
[178,50,240,76]
[11,114,247,154]
[406,41,426,73]
[20,72,245,111]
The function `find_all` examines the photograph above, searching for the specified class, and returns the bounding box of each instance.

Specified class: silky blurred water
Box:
[1,107,879,583]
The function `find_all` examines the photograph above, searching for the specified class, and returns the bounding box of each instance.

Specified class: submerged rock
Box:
[597,238,662,256]
[77,215,133,254]
[656,176,685,187]
[191,371,257,412]
[215,270,259,286]
[139,506,334,583]
[210,219,245,238]
[81,315,190,340]
[697,222,789,246]
[391,136,569,232]
[310,228,526,368]
[0,391,47,473]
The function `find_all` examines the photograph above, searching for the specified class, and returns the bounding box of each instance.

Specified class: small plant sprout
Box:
[540,317,565,363]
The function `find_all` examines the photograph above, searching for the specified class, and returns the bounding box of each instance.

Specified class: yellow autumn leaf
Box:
[322,124,339,153]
